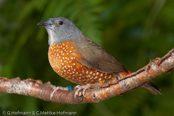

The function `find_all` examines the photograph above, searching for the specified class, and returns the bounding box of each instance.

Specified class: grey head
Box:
[37,17,84,45]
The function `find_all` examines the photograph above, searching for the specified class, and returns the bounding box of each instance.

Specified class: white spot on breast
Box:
[90,77,93,79]
[90,71,92,74]
[108,75,112,79]
[104,76,107,79]
[94,76,98,79]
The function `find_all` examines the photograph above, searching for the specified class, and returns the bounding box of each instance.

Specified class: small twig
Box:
[0,48,173,104]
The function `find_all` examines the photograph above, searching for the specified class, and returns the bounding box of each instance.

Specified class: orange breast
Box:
[48,41,116,85]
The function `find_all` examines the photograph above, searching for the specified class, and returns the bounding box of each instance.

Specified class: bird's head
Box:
[37,17,83,45]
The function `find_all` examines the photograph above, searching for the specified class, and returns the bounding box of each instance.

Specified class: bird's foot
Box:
[74,83,100,97]
[50,86,68,100]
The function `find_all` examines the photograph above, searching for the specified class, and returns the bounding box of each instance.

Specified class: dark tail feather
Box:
[142,82,161,95]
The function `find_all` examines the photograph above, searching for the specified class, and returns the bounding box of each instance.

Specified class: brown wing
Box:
[74,37,127,73]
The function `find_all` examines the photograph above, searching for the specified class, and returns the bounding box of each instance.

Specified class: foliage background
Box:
[0,0,174,116]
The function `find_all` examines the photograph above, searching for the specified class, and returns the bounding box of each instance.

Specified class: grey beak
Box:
[37,19,54,29]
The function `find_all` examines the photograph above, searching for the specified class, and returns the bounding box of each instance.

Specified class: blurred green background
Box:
[0,0,174,116]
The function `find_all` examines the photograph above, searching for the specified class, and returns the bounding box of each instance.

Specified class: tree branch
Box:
[0,48,174,104]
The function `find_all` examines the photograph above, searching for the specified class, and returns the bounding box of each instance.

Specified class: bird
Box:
[37,17,161,96]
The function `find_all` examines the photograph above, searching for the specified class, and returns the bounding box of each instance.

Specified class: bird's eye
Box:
[59,21,63,25]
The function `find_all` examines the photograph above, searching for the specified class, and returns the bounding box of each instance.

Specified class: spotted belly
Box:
[48,41,116,85]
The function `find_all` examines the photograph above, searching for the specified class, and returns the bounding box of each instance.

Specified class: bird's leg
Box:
[74,83,101,97]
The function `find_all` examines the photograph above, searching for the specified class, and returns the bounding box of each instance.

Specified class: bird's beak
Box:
[37,19,55,30]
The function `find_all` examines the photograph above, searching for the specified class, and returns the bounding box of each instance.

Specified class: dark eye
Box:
[59,21,63,25]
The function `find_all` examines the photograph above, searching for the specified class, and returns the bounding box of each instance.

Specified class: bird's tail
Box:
[119,71,161,95]
[142,82,161,95]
